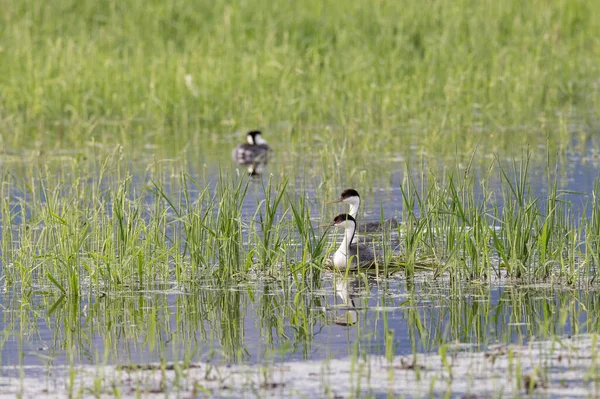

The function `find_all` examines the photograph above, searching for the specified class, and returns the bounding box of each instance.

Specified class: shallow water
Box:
[2,132,600,397]
[1,274,597,373]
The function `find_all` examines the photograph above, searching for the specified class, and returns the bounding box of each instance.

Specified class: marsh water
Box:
[1,276,598,372]
[2,135,600,381]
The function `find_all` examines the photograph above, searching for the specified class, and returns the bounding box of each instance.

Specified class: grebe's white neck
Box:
[335,219,356,257]
[330,214,359,269]
[247,132,267,145]
[253,134,268,145]
[344,196,360,219]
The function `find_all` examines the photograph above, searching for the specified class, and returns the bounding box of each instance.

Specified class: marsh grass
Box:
[288,191,329,284]
[251,176,289,272]
[0,0,598,157]
[3,151,600,299]
[387,153,600,283]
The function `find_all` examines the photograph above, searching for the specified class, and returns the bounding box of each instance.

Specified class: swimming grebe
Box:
[325,214,377,270]
[232,130,272,175]
[327,189,398,233]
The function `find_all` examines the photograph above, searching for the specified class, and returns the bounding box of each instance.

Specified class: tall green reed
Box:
[288,192,329,282]
[4,149,600,298]
[395,154,598,282]
[251,176,289,272]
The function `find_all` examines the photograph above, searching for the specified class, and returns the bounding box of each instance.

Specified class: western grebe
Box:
[232,130,272,175]
[325,214,377,270]
[327,188,399,233]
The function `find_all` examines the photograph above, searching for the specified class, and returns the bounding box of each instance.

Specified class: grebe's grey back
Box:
[232,130,272,174]
[326,214,376,270]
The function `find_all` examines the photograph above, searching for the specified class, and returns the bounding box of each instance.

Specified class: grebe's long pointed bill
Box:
[325,198,343,204]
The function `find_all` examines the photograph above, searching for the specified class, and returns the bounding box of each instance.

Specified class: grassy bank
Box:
[0,0,598,155]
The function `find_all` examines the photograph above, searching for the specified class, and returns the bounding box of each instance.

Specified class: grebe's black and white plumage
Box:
[326,214,377,270]
[232,130,272,175]
[327,189,398,233]
[328,189,361,219]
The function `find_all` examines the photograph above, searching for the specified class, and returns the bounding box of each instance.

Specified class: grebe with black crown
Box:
[327,188,399,233]
[232,130,272,175]
[325,214,377,270]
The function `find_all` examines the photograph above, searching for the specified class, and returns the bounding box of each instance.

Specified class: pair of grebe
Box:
[233,131,394,270]
[325,189,397,270]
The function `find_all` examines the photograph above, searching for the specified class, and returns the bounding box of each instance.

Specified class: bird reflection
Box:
[232,130,272,176]
[331,277,361,326]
